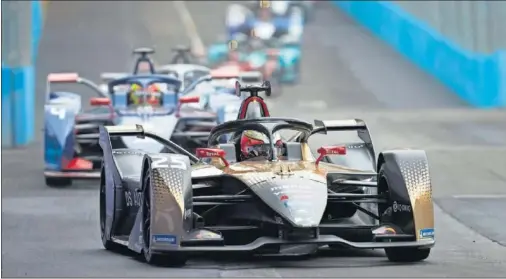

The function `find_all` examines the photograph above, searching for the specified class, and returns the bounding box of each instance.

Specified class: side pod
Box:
[376,149,434,241]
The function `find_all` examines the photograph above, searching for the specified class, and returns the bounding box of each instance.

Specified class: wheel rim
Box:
[143,176,152,251]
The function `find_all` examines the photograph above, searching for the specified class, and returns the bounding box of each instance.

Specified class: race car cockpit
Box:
[207,117,314,163]
[107,75,182,110]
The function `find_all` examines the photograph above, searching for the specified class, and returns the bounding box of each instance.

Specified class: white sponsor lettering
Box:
[393,201,412,213]
[124,191,142,207]
[151,155,187,170]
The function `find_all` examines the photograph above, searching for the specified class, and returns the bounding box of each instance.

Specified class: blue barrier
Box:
[333,1,506,108]
[32,1,43,61]
[1,1,42,147]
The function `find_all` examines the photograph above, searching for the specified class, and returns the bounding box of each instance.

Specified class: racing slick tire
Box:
[141,169,188,267]
[45,177,72,187]
[385,247,431,262]
[377,163,431,262]
[99,172,123,252]
[267,73,283,98]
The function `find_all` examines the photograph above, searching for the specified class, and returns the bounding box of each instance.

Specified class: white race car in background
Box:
[181,68,264,124]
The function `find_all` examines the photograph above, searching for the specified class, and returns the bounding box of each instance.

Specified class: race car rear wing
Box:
[239,71,263,85]
[235,81,271,97]
[306,119,376,167]
[99,125,199,163]
[46,72,107,102]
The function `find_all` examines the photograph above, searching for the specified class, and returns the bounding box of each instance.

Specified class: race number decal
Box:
[151,155,187,170]
[49,107,66,120]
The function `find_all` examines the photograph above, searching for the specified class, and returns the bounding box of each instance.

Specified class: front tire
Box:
[141,169,187,267]
[385,247,431,262]
[45,177,72,187]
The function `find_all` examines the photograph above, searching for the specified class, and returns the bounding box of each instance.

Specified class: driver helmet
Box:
[240,130,285,160]
[240,130,270,160]
[129,83,142,104]
[146,84,162,105]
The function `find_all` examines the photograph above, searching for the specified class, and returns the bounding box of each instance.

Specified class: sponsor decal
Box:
[152,234,177,244]
[393,201,412,213]
[124,191,142,207]
[280,194,289,208]
[419,228,435,239]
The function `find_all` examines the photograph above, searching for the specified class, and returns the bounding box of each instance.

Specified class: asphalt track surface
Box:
[3,1,506,277]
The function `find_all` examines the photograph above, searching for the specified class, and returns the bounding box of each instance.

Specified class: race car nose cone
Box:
[264,177,327,227]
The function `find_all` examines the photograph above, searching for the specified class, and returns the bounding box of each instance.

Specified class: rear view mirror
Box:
[315,146,346,167]
[90,97,111,106]
[179,96,200,104]
[195,148,229,167]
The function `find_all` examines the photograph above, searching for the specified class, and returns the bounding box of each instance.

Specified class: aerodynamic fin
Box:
[235,81,271,119]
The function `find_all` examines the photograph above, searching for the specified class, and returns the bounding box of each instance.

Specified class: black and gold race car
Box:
[99,116,435,266]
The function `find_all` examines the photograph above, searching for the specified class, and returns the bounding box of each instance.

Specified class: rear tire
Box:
[385,247,431,262]
[141,170,187,267]
[45,177,72,187]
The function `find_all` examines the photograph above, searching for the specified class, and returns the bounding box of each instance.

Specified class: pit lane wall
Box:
[2,1,46,147]
[333,1,506,108]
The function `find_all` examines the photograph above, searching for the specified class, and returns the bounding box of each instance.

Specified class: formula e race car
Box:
[99,117,435,266]
[43,72,217,187]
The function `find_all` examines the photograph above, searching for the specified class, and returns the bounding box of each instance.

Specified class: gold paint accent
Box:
[301,143,314,161]
[397,153,434,240]
[152,169,185,217]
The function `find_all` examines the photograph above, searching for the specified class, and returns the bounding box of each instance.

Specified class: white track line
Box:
[172,1,206,57]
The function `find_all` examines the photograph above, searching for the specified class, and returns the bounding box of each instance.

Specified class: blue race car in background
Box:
[43,72,216,187]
